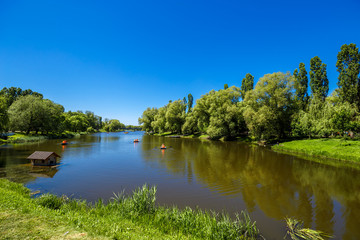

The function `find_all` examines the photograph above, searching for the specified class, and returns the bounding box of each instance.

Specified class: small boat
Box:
[61,140,68,145]
[124,132,129,134]
[134,139,139,143]
[160,144,166,149]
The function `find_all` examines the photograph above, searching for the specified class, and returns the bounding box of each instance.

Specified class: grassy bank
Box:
[0,179,259,239]
[272,138,360,163]
[0,132,82,143]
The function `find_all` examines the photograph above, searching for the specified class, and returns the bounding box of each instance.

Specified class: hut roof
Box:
[27,151,61,160]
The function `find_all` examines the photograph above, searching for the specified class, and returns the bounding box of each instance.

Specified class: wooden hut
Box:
[27,151,61,166]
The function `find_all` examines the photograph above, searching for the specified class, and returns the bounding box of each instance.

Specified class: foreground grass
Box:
[272,138,360,163]
[0,179,259,239]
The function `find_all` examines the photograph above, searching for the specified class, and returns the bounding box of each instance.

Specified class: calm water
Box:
[1,132,360,239]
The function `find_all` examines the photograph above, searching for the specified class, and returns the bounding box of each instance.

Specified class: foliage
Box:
[285,218,332,240]
[152,105,168,133]
[310,56,328,101]
[165,100,186,134]
[8,95,64,134]
[293,63,309,110]
[243,72,294,140]
[0,86,43,107]
[240,73,254,99]
[187,93,194,112]
[103,119,125,132]
[336,43,360,108]
[291,96,359,138]
[0,96,8,133]
[138,107,158,133]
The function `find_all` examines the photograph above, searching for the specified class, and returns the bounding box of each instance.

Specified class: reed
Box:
[285,218,333,240]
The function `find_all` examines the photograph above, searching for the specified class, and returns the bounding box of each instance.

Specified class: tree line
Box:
[139,43,360,141]
[0,87,128,134]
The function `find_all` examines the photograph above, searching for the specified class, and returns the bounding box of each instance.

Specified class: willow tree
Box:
[139,107,158,133]
[243,72,294,140]
[8,95,64,134]
[310,56,328,101]
[165,100,186,134]
[336,43,360,107]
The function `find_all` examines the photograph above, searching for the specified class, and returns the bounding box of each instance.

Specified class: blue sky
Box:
[1,0,359,125]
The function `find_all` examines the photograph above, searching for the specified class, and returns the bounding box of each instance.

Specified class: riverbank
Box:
[0,179,259,239]
[272,138,360,163]
[0,132,80,143]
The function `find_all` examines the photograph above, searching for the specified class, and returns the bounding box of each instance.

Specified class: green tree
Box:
[310,56,328,101]
[293,63,309,110]
[189,87,245,139]
[0,97,8,133]
[8,95,64,134]
[243,72,294,140]
[240,73,254,99]
[151,106,168,133]
[336,43,360,107]
[104,119,124,132]
[0,87,43,107]
[187,93,193,112]
[224,84,228,89]
[292,96,359,138]
[182,111,199,135]
[165,100,186,133]
[138,107,158,133]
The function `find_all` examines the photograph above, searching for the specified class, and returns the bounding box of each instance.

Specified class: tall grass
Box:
[15,182,259,239]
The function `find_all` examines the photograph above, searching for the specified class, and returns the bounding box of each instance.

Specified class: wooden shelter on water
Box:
[27,151,61,166]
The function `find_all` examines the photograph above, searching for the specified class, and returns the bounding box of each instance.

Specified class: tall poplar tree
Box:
[293,63,309,110]
[187,93,193,112]
[310,56,328,101]
[336,43,360,107]
[241,73,254,99]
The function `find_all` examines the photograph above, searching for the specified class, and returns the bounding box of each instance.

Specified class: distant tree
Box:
[243,72,294,140]
[104,119,124,132]
[293,63,309,110]
[224,84,228,89]
[138,107,158,133]
[0,87,43,107]
[187,93,193,112]
[336,43,360,107]
[0,97,8,133]
[240,73,254,99]
[310,56,328,101]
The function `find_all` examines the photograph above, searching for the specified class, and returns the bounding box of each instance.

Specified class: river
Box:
[1,131,359,239]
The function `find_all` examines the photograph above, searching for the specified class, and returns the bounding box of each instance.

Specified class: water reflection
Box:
[1,133,360,239]
[141,135,360,239]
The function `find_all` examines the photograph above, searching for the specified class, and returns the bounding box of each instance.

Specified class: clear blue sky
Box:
[1,0,359,125]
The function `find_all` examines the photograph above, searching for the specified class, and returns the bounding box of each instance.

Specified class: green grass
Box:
[0,179,259,240]
[272,138,360,163]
